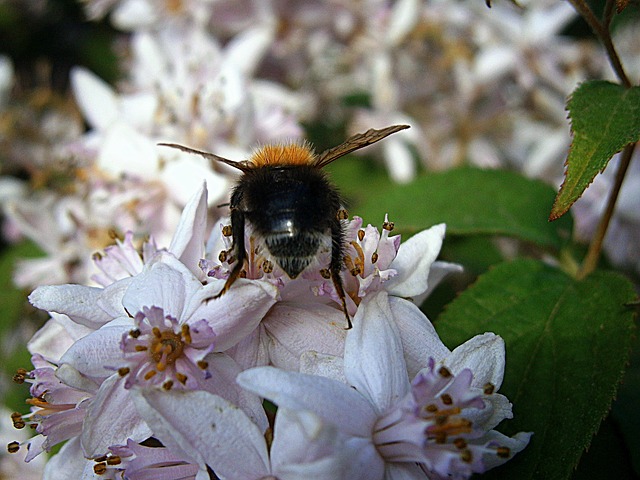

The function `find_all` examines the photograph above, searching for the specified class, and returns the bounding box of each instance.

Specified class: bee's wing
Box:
[158,143,251,172]
[313,124,410,168]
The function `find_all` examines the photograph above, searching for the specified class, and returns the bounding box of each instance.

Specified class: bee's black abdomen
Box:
[235,165,343,279]
[265,231,322,278]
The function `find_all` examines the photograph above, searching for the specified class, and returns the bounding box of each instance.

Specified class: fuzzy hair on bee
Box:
[160,124,409,328]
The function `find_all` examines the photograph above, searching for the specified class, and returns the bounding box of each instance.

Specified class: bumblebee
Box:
[160,124,409,328]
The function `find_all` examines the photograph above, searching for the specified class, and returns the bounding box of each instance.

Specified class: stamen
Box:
[438,366,452,378]
[222,225,232,237]
[13,368,28,384]
[382,220,395,231]
[350,241,365,275]
[440,393,453,405]
[118,367,130,376]
[7,441,20,453]
[319,268,331,279]
[428,418,473,441]
[134,345,148,352]
[197,360,209,370]
[144,370,157,380]
[176,373,188,384]
[129,329,141,339]
[337,209,349,220]
[163,380,174,390]
[262,260,274,274]
[219,250,228,263]
[483,383,495,395]
[94,462,107,475]
[460,449,473,463]
[107,456,122,466]
[358,229,365,241]
[11,412,25,429]
[344,255,358,276]
[496,446,511,458]
[453,438,467,449]
[181,324,192,344]
[371,252,379,264]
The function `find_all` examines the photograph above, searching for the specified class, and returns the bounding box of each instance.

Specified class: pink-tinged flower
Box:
[238,291,531,480]
[80,438,200,480]
[91,232,152,288]
[92,180,210,286]
[202,215,460,372]
[10,355,96,461]
[119,305,216,391]
[29,250,275,457]
[129,388,355,479]
[1,406,46,480]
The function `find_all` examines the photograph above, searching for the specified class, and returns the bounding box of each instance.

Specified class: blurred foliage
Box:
[0,0,119,91]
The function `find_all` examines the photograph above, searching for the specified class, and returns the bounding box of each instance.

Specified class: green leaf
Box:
[435,259,637,480]
[329,162,572,250]
[0,242,40,334]
[550,81,640,220]
[0,242,44,409]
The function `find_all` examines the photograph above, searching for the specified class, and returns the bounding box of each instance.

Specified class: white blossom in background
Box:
[0,2,307,288]
[572,151,640,274]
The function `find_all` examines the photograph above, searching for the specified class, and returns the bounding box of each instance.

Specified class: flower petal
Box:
[385,224,446,298]
[27,315,92,362]
[168,181,208,278]
[97,122,159,177]
[388,296,451,379]
[71,67,119,130]
[345,291,410,413]
[198,352,269,433]
[385,462,431,480]
[81,374,151,457]
[238,366,376,437]
[42,438,92,480]
[410,260,464,307]
[122,253,202,320]
[264,302,347,371]
[474,430,532,472]
[271,408,345,479]
[443,333,505,390]
[133,388,270,479]
[188,279,278,352]
[59,323,130,378]
[299,351,346,383]
[29,285,113,329]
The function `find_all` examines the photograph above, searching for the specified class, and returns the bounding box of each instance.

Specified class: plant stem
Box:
[577,143,636,279]
[566,0,632,87]
[566,0,635,279]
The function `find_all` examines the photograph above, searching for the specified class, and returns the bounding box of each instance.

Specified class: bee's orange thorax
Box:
[249,143,316,167]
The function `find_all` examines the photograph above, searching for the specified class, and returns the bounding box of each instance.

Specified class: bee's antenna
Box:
[158,143,252,172]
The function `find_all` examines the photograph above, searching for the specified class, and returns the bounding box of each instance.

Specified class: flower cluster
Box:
[10,184,530,479]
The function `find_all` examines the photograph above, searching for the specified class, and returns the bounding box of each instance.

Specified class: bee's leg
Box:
[330,216,351,329]
[213,208,246,299]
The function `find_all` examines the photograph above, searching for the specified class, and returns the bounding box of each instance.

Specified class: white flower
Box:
[128,389,355,479]
[239,290,531,479]
[201,215,460,372]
